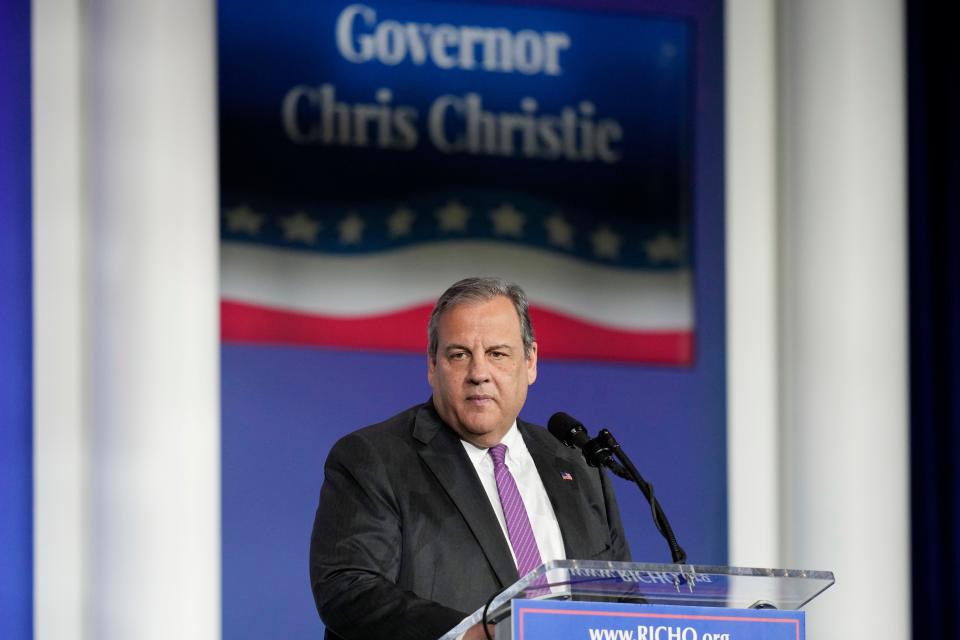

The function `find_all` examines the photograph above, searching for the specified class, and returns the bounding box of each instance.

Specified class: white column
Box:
[724,0,781,568]
[33,1,220,638]
[87,2,219,637]
[32,0,89,637]
[778,1,908,638]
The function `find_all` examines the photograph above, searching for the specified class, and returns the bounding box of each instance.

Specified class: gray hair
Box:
[427,277,536,360]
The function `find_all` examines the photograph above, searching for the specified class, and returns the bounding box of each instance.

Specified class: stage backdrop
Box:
[219,1,725,637]
[0,1,33,637]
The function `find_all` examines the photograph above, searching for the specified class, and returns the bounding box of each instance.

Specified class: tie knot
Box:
[489,443,508,466]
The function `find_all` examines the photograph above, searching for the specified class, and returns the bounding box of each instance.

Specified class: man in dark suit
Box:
[310,277,631,640]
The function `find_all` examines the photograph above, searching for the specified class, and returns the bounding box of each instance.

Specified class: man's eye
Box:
[449,352,468,361]
[490,352,506,359]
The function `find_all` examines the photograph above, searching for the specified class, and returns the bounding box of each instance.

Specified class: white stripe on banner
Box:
[221,241,692,330]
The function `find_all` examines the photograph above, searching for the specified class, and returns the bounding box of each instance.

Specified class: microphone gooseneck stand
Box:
[584,429,687,565]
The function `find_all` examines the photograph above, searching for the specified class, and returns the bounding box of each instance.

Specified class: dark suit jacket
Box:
[310,401,631,640]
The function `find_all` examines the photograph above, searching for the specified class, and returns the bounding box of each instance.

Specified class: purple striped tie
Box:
[489,444,544,577]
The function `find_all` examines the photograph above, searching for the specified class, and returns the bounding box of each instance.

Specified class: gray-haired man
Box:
[310,277,631,640]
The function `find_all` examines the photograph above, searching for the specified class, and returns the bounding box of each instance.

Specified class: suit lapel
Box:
[521,422,596,560]
[413,403,519,588]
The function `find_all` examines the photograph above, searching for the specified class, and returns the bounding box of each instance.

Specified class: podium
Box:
[440,560,834,639]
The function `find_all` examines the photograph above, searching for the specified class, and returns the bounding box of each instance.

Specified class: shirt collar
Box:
[460,421,523,466]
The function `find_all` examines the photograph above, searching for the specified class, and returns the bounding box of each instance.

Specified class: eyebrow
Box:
[443,343,514,353]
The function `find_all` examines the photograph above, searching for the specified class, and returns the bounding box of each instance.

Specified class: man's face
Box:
[428,296,538,448]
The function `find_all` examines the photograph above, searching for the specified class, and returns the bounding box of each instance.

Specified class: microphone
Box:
[547,411,688,564]
[547,411,591,448]
[548,412,618,469]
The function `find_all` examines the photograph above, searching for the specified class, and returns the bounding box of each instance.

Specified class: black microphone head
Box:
[548,412,589,448]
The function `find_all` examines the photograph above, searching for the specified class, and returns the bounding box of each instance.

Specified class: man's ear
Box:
[427,353,436,387]
[526,342,538,385]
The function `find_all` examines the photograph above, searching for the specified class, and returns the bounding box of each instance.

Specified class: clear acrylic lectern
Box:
[441,559,835,639]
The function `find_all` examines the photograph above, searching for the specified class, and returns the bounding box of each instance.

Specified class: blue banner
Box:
[221,1,693,238]
[220,0,699,365]
[513,600,804,640]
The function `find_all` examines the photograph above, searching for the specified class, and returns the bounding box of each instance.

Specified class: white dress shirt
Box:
[451,424,568,638]
[459,422,567,569]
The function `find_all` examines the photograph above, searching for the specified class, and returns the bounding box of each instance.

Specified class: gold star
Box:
[388,207,416,238]
[224,204,264,235]
[489,203,526,237]
[435,200,471,232]
[279,211,321,244]
[544,213,574,249]
[590,225,622,260]
[338,212,365,245]
[644,233,683,263]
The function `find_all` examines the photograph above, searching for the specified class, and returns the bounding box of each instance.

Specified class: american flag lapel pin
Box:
[560,471,574,481]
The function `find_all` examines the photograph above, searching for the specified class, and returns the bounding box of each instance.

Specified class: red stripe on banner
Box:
[222,300,433,352]
[530,307,694,365]
[221,300,693,365]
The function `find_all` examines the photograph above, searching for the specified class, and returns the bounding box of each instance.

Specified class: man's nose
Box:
[467,355,490,384]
